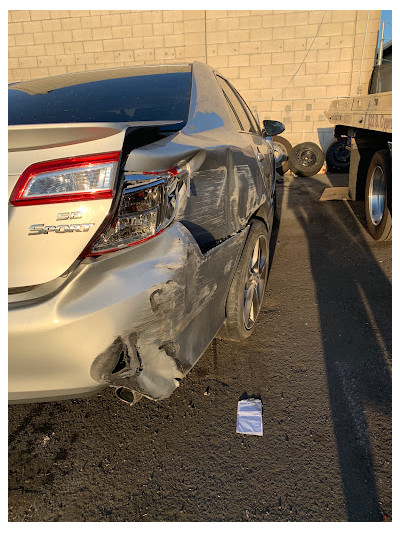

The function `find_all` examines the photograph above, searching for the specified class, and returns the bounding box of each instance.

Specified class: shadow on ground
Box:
[287,172,391,521]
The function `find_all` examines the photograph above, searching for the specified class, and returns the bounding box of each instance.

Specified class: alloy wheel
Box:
[369,165,386,226]
[243,235,268,330]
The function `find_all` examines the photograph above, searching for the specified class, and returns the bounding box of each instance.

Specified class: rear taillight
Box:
[87,166,188,256]
[9,152,120,206]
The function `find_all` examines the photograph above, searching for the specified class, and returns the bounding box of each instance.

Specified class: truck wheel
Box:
[273,136,292,175]
[365,149,392,241]
[326,138,350,172]
[218,220,269,342]
[288,142,324,177]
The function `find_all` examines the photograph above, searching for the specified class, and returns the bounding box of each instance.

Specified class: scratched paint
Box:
[89,222,248,400]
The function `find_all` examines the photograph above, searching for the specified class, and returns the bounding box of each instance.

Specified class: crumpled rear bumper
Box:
[9,222,247,403]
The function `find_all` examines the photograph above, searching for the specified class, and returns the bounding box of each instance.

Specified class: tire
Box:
[288,142,324,177]
[218,220,269,342]
[365,149,392,241]
[326,138,350,172]
[272,135,292,175]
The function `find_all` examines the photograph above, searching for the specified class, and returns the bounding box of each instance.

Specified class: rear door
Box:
[217,76,273,200]
[237,90,275,195]
[216,76,273,210]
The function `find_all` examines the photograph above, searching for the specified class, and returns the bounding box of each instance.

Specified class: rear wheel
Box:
[288,142,324,177]
[218,220,269,341]
[365,149,392,241]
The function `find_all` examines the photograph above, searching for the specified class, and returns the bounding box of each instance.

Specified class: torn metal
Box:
[90,223,249,400]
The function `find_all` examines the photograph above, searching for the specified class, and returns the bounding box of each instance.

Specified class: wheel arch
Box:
[251,203,270,233]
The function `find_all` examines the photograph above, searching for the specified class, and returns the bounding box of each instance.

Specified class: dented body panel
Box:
[125,62,273,249]
[9,62,276,403]
[9,223,247,402]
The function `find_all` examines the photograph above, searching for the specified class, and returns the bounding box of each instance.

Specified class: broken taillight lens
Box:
[87,167,186,256]
[9,152,120,206]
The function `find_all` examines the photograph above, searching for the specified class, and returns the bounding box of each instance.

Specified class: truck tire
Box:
[288,142,325,177]
[365,149,392,241]
[326,138,350,172]
[273,136,292,175]
[217,220,269,342]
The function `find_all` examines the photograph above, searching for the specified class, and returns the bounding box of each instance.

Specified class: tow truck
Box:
[325,38,391,241]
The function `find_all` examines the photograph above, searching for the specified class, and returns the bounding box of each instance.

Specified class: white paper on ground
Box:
[236,398,263,436]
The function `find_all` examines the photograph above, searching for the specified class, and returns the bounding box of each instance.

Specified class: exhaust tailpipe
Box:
[115,386,143,406]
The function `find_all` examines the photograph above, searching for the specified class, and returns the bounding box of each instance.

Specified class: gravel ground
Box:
[8,172,392,522]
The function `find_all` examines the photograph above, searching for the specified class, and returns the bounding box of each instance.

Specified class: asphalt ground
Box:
[8,172,392,522]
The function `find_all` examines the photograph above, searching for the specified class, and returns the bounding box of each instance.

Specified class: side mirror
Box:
[262,120,285,137]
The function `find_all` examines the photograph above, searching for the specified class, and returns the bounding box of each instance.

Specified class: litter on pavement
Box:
[236,398,263,436]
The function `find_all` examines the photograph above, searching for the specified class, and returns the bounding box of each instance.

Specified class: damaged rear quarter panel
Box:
[82,223,249,400]
[124,62,269,251]
[88,62,270,400]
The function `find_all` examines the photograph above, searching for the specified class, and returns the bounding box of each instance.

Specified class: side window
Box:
[218,77,253,133]
[238,93,261,135]
[216,76,242,131]
[217,76,260,135]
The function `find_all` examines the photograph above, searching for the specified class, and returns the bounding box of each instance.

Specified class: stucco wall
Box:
[8,10,381,149]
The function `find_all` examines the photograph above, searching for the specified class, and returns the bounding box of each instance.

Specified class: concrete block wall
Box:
[8,10,381,150]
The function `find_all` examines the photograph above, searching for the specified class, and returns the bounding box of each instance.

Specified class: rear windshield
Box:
[9,71,192,126]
